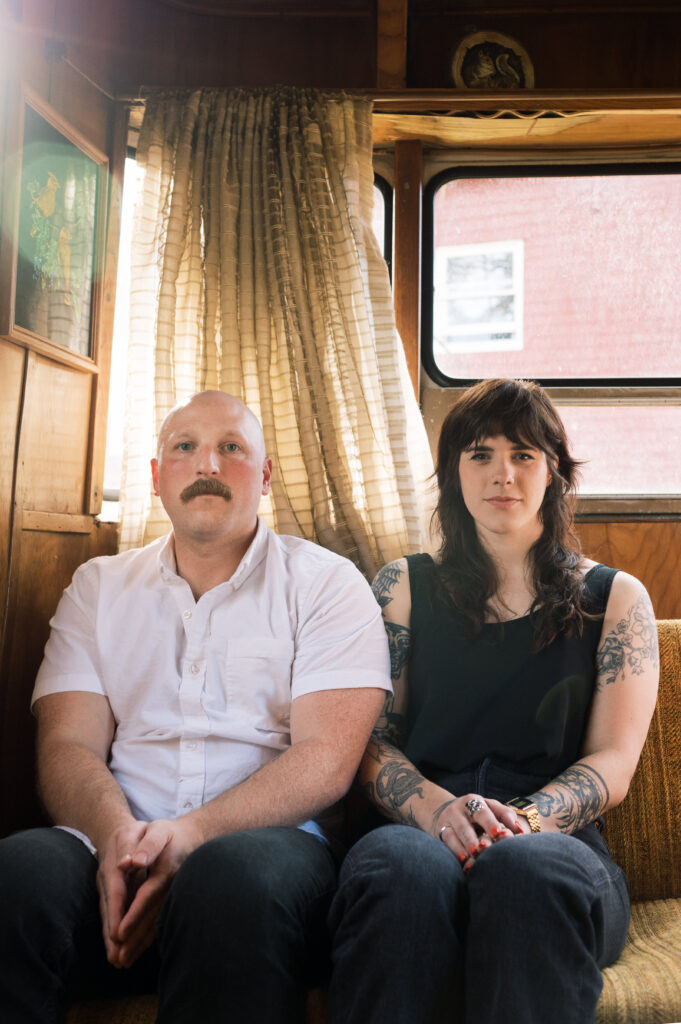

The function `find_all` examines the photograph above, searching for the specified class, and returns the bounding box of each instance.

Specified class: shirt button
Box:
[182,609,192,620]
[187,741,197,750]
[190,663,200,675]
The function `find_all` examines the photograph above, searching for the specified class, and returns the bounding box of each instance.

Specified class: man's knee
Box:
[160,827,336,932]
[0,828,97,932]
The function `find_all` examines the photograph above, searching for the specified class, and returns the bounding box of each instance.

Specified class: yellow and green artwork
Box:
[15,104,100,357]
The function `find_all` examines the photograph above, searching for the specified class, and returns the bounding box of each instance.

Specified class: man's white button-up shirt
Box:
[33,519,391,826]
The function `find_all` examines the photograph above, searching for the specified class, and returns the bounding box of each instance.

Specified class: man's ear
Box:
[151,458,160,497]
[262,456,273,496]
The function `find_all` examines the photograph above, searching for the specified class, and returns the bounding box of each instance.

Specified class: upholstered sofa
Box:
[66,620,681,1024]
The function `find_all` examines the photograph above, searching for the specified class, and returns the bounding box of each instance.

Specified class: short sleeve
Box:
[290,559,391,701]
[31,563,106,708]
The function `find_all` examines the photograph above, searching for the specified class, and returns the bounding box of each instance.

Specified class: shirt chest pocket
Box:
[223,636,296,734]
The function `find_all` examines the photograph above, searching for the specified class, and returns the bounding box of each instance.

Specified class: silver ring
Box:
[438,823,455,842]
[465,798,485,817]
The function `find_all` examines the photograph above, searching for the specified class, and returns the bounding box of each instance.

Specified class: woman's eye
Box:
[470,451,489,461]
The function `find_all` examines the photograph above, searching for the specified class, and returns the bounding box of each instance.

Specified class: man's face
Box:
[151,393,272,547]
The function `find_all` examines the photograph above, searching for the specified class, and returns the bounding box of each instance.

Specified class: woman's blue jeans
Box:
[0,824,336,1024]
[327,761,631,1024]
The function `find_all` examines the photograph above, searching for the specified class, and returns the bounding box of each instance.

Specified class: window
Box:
[422,164,681,506]
[373,173,392,278]
[100,154,140,521]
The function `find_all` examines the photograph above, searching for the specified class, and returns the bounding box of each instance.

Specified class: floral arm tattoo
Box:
[531,763,610,834]
[596,594,658,689]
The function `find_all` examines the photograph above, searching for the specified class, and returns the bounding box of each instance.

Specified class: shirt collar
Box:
[229,516,268,590]
[156,517,269,591]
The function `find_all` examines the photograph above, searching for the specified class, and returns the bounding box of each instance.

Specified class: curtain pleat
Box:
[120,87,434,578]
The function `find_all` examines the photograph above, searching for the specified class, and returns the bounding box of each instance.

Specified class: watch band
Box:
[506,798,542,833]
[519,804,541,833]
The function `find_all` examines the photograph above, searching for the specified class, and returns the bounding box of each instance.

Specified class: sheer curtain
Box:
[120,87,433,578]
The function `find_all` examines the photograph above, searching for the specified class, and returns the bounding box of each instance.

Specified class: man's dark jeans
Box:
[0,824,336,1024]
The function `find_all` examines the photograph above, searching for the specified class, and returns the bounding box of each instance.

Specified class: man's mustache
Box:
[180,478,232,503]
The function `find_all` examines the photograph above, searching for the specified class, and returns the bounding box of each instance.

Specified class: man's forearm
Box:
[38,738,135,853]
[183,734,360,846]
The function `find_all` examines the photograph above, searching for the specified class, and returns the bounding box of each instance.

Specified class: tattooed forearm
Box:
[596,595,659,689]
[360,742,425,827]
[533,763,610,834]
[376,759,424,807]
[386,621,411,680]
[371,561,404,609]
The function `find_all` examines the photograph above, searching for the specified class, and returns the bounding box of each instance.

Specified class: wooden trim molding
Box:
[370,89,681,112]
[393,139,422,398]
[22,511,93,533]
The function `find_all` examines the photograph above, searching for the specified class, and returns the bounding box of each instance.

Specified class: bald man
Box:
[0,392,390,1024]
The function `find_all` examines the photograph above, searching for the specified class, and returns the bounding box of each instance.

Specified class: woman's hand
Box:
[435,795,526,870]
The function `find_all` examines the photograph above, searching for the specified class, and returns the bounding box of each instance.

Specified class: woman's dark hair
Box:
[434,377,585,648]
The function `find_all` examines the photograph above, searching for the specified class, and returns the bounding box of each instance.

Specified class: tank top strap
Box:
[582,563,619,615]
[405,553,438,629]
[405,552,435,577]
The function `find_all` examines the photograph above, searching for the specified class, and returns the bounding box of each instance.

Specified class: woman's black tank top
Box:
[404,554,617,787]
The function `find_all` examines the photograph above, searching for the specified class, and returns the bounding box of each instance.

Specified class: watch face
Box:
[508,797,534,810]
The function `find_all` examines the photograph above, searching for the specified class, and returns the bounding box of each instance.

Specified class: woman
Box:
[328,378,659,1024]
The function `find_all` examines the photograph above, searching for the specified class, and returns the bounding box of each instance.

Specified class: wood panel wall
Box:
[576,521,681,620]
[407,2,681,90]
[0,0,124,836]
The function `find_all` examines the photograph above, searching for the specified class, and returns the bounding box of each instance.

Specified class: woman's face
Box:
[457,434,552,545]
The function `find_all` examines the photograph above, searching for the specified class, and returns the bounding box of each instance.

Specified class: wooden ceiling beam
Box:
[372,108,681,150]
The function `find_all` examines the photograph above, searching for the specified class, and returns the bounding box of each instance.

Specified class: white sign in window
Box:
[434,240,524,354]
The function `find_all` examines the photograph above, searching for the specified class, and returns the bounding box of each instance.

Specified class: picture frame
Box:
[0,86,108,366]
[450,31,534,91]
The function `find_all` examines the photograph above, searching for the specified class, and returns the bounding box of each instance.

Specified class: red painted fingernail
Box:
[469,844,477,856]
[457,852,467,863]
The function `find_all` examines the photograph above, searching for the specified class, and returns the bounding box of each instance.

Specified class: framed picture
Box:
[451,31,534,90]
[0,87,108,363]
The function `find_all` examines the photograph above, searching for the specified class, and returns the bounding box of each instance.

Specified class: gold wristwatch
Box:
[506,796,542,833]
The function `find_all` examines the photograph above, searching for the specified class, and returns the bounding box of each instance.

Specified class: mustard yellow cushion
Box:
[597,898,681,1024]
